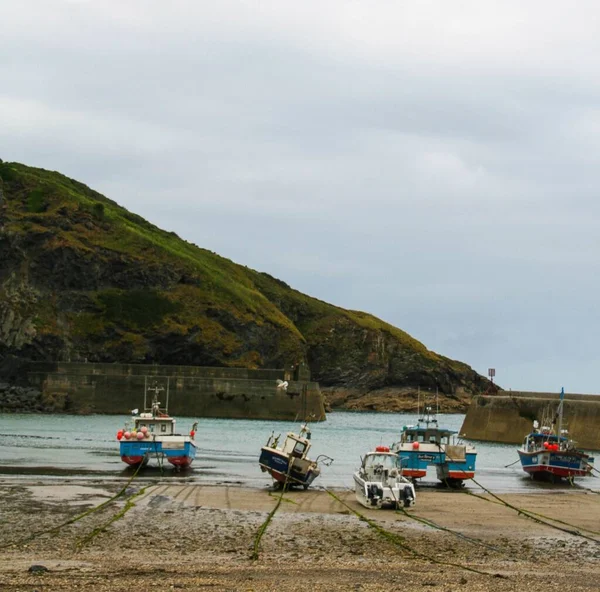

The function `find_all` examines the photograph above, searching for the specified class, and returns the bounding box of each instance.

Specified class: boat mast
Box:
[557,387,565,445]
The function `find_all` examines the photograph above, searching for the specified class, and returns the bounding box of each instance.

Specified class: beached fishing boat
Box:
[518,388,594,481]
[259,423,332,489]
[391,406,477,486]
[354,446,416,509]
[116,381,198,469]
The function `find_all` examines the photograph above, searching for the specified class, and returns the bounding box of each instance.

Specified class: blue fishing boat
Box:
[259,423,332,489]
[391,406,477,486]
[518,388,594,481]
[116,381,198,469]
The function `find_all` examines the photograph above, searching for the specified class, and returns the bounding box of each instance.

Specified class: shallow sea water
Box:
[0,411,597,494]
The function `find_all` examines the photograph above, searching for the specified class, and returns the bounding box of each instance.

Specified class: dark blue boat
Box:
[259,424,330,489]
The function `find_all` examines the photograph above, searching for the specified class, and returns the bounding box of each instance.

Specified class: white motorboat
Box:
[354,446,416,509]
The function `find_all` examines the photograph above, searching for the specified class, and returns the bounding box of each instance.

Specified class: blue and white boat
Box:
[259,423,332,489]
[116,382,198,469]
[518,388,594,481]
[391,406,477,486]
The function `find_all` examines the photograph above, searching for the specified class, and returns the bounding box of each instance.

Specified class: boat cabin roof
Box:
[134,415,174,424]
[404,425,456,435]
[363,452,401,469]
[527,432,567,442]
[402,426,456,443]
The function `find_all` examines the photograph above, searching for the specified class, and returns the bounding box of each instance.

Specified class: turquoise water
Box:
[0,411,597,493]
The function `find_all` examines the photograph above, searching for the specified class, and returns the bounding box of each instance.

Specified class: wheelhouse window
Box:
[293,441,306,456]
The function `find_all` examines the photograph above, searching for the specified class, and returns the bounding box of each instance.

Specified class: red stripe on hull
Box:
[523,465,590,478]
[167,456,194,468]
[448,472,474,480]
[402,470,427,478]
[121,455,145,466]
[261,468,287,482]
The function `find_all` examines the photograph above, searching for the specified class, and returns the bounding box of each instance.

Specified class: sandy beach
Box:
[1,480,599,591]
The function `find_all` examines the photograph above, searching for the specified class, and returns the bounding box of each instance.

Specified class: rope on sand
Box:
[395,507,505,554]
[324,488,501,578]
[440,447,600,543]
[76,486,148,551]
[0,459,146,550]
[465,478,600,544]
[251,465,293,561]
[331,454,504,555]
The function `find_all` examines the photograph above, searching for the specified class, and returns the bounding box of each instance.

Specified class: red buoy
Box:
[412,442,420,450]
[117,430,124,441]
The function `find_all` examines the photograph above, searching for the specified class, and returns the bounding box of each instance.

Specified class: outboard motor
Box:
[368,484,384,505]
[402,485,415,507]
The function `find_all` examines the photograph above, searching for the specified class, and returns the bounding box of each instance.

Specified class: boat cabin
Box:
[281,433,312,459]
[522,432,568,452]
[401,426,456,446]
[362,452,401,471]
[133,413,175,436]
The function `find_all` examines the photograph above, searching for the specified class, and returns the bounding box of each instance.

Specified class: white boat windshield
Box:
[364,454,400,470]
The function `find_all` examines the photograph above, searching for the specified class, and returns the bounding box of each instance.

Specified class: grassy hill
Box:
[0,160,491,411]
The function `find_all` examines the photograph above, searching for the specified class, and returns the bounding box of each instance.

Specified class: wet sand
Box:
[1,480,599,591]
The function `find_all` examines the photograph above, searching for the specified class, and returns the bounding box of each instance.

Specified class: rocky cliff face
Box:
[0,160,491,412]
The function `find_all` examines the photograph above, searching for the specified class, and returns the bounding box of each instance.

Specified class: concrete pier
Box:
[460,391,600,450]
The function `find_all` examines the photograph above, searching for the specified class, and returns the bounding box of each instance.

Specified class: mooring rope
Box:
[1,458,146,549]
[251,464,294,561]
[465,477,600,544]
[76,485,149,551]
[324,487,501,577]
[395,506,505,553]
[424,444,600,546]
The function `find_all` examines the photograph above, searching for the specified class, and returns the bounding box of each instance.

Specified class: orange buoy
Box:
[375,445,390,452]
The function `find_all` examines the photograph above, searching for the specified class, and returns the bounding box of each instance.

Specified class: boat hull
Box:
[259,447,320,488]
[119,438,197,468]
[518,450,592,479]
[396,447,477,483]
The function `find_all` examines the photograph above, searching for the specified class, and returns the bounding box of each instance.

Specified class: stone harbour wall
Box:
[460,391,600,450]
[7,361,326,421]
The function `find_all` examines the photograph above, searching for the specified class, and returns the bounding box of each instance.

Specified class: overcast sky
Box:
[2,1,600,393]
